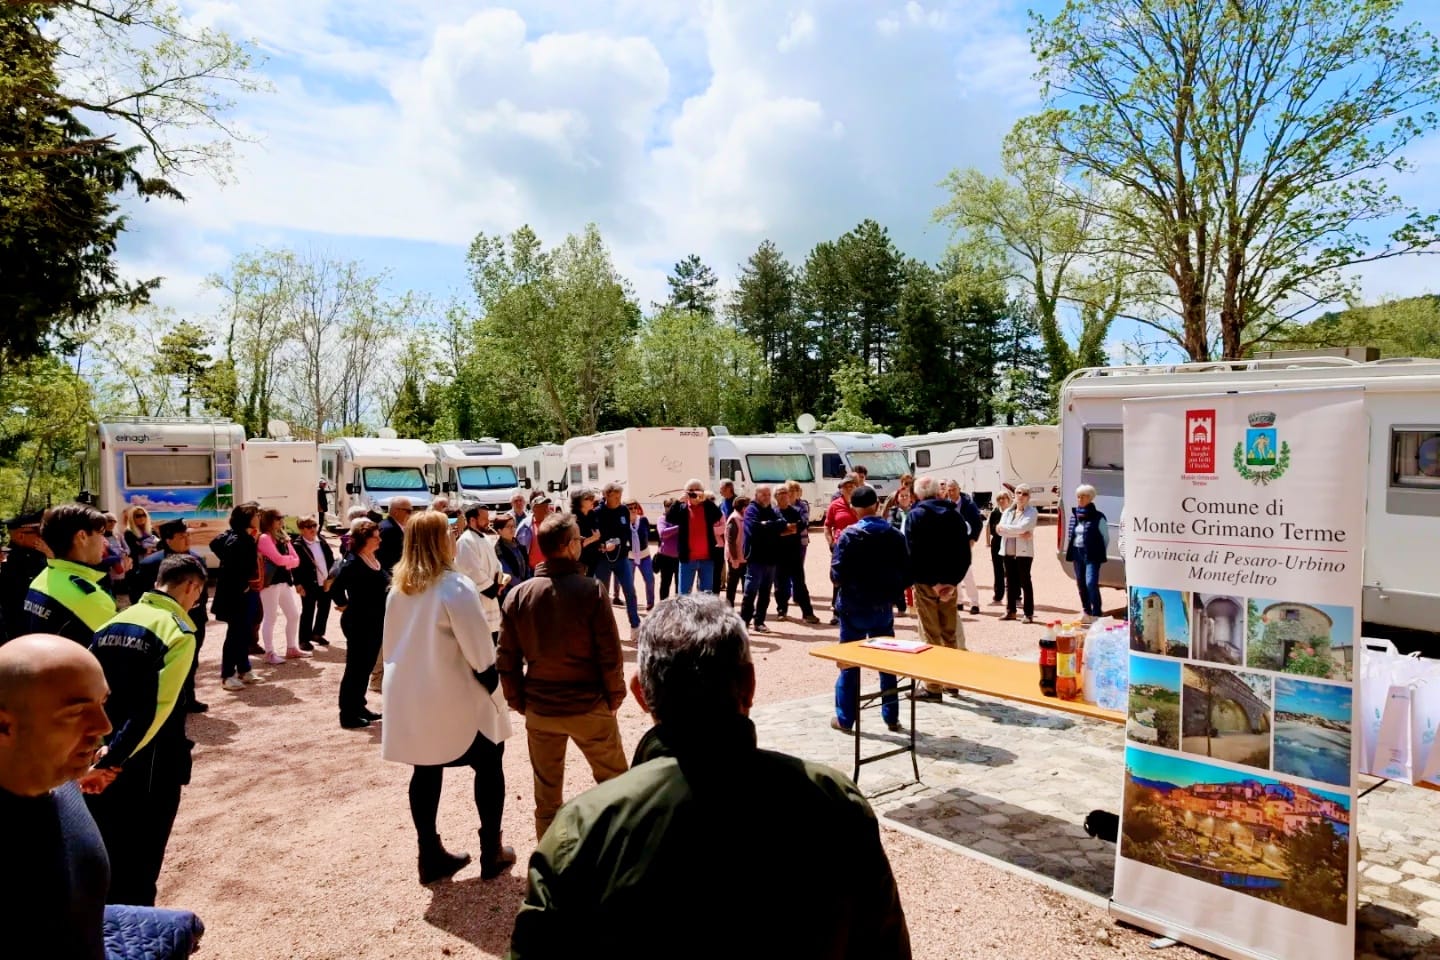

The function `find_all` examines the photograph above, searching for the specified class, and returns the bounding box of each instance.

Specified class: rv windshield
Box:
[458,465,519,490]
[847,451,910,480]
[362,467,428,492]
[746,454,815,483]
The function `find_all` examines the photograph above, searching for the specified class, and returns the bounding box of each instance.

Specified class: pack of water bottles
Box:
[1082,617,1131,712]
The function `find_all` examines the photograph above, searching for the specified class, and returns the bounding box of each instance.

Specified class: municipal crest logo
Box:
[1233,411,1290,485]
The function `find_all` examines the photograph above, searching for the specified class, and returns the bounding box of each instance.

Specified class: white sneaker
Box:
[222,676,245,691]
[240,671,264,685]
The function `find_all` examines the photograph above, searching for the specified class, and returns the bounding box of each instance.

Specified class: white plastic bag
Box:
[1414,675,1440,786]
[1360,643,1433,776]
[1375,685,1414,783]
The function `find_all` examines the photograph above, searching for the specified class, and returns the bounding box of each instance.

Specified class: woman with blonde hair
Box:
[382,509,515,884]
[123,506,159,602]
[255,509,306,663]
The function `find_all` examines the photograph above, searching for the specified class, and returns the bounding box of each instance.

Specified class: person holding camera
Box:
[593,484,640,636]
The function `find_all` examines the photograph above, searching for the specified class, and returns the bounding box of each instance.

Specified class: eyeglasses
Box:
[687,490,701,498]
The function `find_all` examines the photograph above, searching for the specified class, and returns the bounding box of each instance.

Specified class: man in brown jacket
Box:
[498,513,628,840]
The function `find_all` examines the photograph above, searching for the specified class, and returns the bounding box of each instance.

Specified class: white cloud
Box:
[778,11,816,52]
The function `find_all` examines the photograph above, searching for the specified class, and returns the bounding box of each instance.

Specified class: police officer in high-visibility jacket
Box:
[22,504,115,646]
[79,553,205,906]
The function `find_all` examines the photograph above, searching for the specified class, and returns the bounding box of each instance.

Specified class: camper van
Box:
[1059,357,1440,635]
[562,427,708,518]
[82,419,246,563]
[318,437,434,524]
[773,432,909,500]
[516,443,567,502]
[429,440,522,512]
[899,426,1060,509]
[243,439,320,521]
[708,433,820,506]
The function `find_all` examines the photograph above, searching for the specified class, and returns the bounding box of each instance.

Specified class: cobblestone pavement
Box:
[752,685,1440,959]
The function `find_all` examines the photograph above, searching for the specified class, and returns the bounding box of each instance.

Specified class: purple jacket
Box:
[657,518,680,559]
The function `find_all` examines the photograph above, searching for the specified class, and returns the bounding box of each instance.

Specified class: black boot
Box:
[418,835,471,884]
[479,829,517,880]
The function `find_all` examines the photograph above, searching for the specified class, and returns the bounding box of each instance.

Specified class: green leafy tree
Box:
[665,254,719,317]
[821,361,884,433]
[0,356,91,516]
[1262,295,1440,359]
[1027,0,1440,360]
[154,320,213,416]
[621,308,768,433]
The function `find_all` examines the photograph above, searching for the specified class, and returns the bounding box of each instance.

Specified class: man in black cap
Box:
[131,520,209,713]
[1,510,50,642]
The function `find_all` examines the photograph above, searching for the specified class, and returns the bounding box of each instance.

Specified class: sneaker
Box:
[263,653,285,665]
[286,648,313,659]
[222,676,245,691]
[802,614,821,625]
[751,623,771,634]
[1024,616,1037,625]
[240,671,264,685]
[828,616,839,626]
[1081,614,1096,625]
[969,605,981,615]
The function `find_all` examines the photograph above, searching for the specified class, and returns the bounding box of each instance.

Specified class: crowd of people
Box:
[0,472,1112,958]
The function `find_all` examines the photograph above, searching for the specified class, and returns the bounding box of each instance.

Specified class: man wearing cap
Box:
[131,520,210,713]
[83,554,205,906]
[1,510,51,641]
[23,505,115,647]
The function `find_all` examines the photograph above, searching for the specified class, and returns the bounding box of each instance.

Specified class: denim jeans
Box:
[835,607,898,727]
[634,554,655,608]
[596,555,639,628]
[738,563,776,627]
[678,559,714,594]
[1073,558,1103,616]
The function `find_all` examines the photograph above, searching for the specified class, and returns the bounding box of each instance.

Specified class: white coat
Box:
[454,527,502,632]
[381,570,512,766]
[996,505,1039,558]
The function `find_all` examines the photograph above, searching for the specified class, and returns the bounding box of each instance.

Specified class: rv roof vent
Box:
[712,426,730,436]
[267,419,291,439]
[377,428,398,440]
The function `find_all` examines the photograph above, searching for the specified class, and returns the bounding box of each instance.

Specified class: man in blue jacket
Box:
[830,485,911,732]
[906,476,970,701]
[738,485,793,634]
[593,484,640,634]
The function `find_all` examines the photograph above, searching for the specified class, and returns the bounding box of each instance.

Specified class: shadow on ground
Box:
[424,871,528,955]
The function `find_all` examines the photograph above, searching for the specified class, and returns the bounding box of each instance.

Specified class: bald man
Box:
[0,635,112,959]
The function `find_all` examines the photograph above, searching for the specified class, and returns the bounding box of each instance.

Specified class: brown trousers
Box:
[914,583,965,693]
[526,704,629,840]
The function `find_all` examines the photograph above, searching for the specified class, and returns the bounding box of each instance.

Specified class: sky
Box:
[1130,654,1180,691]
[1274,678,1352,723]
[1137,587,1190,641]
[1127,747,1351,808]
[116,0,1440,353]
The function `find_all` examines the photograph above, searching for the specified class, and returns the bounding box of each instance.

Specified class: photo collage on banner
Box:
[1115,389,1365,960]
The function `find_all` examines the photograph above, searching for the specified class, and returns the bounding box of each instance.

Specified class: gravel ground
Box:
[159,517,1196,959]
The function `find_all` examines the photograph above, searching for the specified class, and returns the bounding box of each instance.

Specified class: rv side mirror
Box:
[441,481,454,493]
[520,478,532,490]
[76,490,95,505]
[345,483,357,495]
[429,484,440,495]
[548,481,558,493]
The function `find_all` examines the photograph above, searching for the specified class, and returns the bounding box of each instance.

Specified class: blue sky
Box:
[1137,588,1190,641]
[1130,654,1181,691]
[1275,678,1352,724]
[1254,600,1357,650]
[1127,747,1351,809]
[119,1,1440,354]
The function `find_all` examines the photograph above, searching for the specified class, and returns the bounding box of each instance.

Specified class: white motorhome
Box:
[563,427,708,518]
[318,437,434,523]
[708,433,820,506]
[773,431,910,500]
[243,439,320,522]
[1059,357,1440,635]
[899,426,1060,509]
[429,439,522,512]
[82,418,246,563]
[516,443,567,504]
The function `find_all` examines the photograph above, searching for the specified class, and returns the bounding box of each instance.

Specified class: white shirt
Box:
[304,538,328,581]
[381,570,511,765]
[454,527,502,631]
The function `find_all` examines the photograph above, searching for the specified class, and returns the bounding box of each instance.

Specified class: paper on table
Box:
[859,638,930,654]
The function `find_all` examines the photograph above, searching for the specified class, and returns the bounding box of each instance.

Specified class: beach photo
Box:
[1273,679,1353,788]
[1128,656,1182,750]
[1190,593,1245,665]
[1181,665,1272,771]
[1129,587,1191,657]
[1245,600,1355,682]
[1121,748,1351,925]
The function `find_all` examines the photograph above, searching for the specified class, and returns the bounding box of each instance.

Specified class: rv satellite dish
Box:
[267,419,291,439]
[377,427,398,440]
[796,413,817,434]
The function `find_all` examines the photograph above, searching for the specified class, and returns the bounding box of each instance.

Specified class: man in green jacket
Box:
[80,553,205,906]
[22,504,115,646]
[507,594,911,960]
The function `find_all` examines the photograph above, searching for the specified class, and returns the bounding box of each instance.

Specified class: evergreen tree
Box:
[665,254,719,317]
[154,321,213,417]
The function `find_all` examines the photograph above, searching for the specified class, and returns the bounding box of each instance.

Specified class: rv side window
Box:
[603,446,615,469]
[719,458,742,481]
[1083,428,1124,471]
[914,450,931,469]
[570,465,583,485]
[1392,429,1440,489]
[587,464,600,481]
[124,453,214,488]
[822,453,845,479]
[977,438,994,460]
[517,465,528,481]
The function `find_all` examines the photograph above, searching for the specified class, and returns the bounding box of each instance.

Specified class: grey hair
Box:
[1075,483,1097,500]
[914,475,940,499]
[346,505,369,521]
[637,594,752,727]
[685,477,704,490]
[1014,483,1032,495]
[752,483,773,498]
[602,481,624,496]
